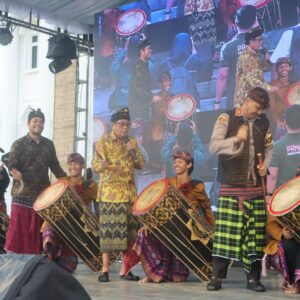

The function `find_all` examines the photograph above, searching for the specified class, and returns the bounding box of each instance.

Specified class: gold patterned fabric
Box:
[234,46,271,107]
[99,202,139,252]
[92,132,145,203]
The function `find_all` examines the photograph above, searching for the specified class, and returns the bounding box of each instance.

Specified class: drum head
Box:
[93,117,106,144]
[115,9,146,36]
[33,180,68,211]
[165,94,196,121]
[237,0,272,9]
[133,179,169,215]
[269,176,300,216]
[284,82,300,107]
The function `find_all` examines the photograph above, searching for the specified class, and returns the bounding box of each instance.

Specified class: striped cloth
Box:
[213,196,267,272]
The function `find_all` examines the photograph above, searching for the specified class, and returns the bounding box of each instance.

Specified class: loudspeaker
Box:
[0,254,91,300]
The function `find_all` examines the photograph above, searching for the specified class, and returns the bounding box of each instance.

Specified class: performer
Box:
[128,39,153,120]
[41,153,97,272]
[269,57,293,141]
[234,26,278,107]
[267,105,300,194]
[264,214,300,294]
[5,108,66,254]
[92,107,145,282]
[207,87,272,292]
[130,150,214,283]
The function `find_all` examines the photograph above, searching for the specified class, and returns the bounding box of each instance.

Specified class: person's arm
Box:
[193,183,215,227]
[266,214,283,241]
[267,167,278,195]
[160,135,176,163]
[92,139,110,174]
[270,30,293,64]
[129,138,145,170]
[215,67,229,103]
[209,113,245,156]
[49,142,67,178]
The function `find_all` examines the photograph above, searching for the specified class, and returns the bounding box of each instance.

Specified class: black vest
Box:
[217,110,270,186]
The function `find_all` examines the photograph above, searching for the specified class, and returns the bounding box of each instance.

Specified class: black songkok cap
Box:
[138,38,151,52]
[28,108,45,122]
[245,26,264,45]
[110,107,130,123]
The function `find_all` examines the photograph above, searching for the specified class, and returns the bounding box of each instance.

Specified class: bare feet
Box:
[284,283,300,295]
[139,276,152,284]
[281,279,288,290]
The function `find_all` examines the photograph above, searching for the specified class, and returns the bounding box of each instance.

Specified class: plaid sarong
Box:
[99,202,139,252]
[213,196,267,272]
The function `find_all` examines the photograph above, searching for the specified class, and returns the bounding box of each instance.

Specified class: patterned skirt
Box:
[99,201,139,252]
[213,196,266,272]
[266,239,300,285]
[132,232,189,283]
[41,222,78,272]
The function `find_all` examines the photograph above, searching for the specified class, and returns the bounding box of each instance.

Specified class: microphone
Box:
[0,147,4,153]
[124,136,136,158]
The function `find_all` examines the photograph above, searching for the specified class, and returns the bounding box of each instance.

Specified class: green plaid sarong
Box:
[213,196,267,272]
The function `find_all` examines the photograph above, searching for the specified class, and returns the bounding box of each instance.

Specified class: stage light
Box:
[0,24,13,46]
[46,33,77,74]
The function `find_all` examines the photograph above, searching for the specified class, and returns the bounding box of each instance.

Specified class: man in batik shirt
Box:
[92,107,145,282]
[5,108,66,254]
[234,26,278,107]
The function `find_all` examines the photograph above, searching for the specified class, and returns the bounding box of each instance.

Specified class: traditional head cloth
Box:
[247,87,269,109]
[275,57,291,70]
[110,107,130,122]
[28,108,45,122]
[67,153,85,165]
[138,38,151,52]
[172,150,194,175]
[245,26,263,45]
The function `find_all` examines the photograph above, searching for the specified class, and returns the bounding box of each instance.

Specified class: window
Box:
[26,34,38,71]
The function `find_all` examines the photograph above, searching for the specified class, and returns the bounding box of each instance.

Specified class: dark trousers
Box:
[212,256,262,281]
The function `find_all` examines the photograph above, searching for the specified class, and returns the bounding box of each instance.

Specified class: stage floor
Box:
[74,261,290,300]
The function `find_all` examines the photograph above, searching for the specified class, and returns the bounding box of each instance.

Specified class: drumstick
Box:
[257,153,267,208]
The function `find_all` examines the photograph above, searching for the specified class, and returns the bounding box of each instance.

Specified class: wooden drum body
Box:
[133,179,213,281]
[269,176,300,243]
[33,180,102,272]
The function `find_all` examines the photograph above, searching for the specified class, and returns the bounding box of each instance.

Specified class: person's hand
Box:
[138,226,148,237]
[152,94,162,103]
[126,140,137,153]
[190,120,197,134]
[99,160,109,170]
[270,86,279,93]
[236,125,248,142]
[10,168,22,181]
[282,227,294,240]
[257,164,267,177]
[175,122,181,135]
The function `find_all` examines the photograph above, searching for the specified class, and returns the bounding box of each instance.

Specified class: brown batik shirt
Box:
[9,134,66,203]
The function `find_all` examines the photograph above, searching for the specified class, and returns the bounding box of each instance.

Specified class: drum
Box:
[0,211,9,254]
[115,9,147,47]
[237,0,282,30]
[33,180,102,272]
[284,82,300,107]
[133,179,213,281]
[268,176,300,243]
[165,93,196,131]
